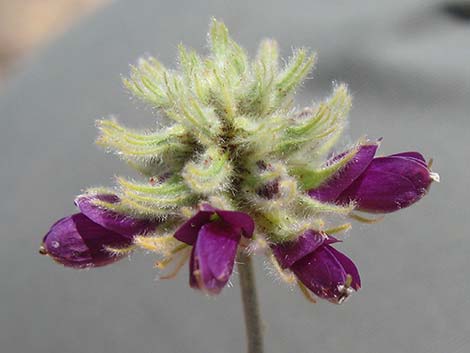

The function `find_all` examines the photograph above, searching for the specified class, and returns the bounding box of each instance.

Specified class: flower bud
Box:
[75,194,157,236]
[41,194,157,268]
[41,214,132,268]
[272,230,360,304]
[308,142,378,202]
[336,152,438,213]
[309,143,438,213]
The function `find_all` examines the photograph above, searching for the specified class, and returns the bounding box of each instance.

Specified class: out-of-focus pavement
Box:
[0,0,110,82]
[0,1,469,352]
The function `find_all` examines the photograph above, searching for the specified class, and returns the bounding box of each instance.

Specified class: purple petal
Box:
[390,152,427,166]
[291,245,351,303]
[75,194,157,237]
[198,222,240,282]
[324,235,341,246]
[174,210,213,245]
[271,230,326,269]
[189,221,239,295]
[43,213,131,268]
[216,210,255,238]
[309,142,378,202]
[191,253,226,295]
[326,246,361,290]
[337,154,433,213]
[174,206,254,245]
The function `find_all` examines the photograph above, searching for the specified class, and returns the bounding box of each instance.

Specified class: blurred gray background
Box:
[1,0,469,352]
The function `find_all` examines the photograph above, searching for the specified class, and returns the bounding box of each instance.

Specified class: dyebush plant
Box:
[40,19,438,353]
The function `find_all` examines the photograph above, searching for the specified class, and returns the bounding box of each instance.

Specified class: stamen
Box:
[323,223,351,234]
[269,254,296,284]
[155,257,173,269]
[344,274,353,288]
[193,269,205,291]
[135,235,184,255]
[160,248,191,280]
[192,255,209,294]
[297,280,317,304]
[350,212,384,224]
[104,245,136,256]
[171,243,190,255]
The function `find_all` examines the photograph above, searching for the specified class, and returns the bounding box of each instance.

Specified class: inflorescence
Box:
[40,19,438,304]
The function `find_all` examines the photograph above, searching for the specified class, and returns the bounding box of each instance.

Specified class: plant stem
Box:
[238,252,264,353]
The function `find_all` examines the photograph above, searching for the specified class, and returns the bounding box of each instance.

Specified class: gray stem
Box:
[237,252,265,353]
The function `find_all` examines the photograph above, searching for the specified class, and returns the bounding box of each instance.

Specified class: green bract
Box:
[94,19,354,243]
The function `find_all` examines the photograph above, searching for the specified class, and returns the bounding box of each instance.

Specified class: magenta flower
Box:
[309,143,438,213]
[308,142,379,202]
[174,204,255,295]
[271,230,361,304]
[41,194,157,268]
[74,194,156,237]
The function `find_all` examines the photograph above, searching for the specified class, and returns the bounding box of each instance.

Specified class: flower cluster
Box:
[40,20,438,304]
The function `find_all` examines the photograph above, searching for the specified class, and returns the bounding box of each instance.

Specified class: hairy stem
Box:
[238,252,264,353]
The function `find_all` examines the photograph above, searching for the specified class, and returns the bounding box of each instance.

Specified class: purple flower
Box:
[174,204,255,295]
[308,143,379,202]
[41,194,157,268]
[75,194,156,237]
[309,143,438,213]
[336,152,438,213]
[272,230,361,304]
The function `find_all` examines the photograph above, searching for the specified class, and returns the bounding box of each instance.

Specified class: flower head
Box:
[40,194,157,268]
[41,20,437,306]
[272,230,360,304]
[174,204,255,294]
